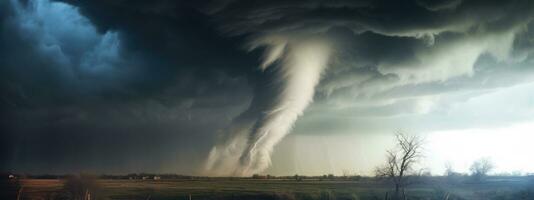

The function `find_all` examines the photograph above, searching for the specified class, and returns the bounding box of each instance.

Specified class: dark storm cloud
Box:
[210,0,532,34]
[0,0,256,173]
[0,0,257,105]
[44,0,534,109]
[204,0,534,100]
[1,0,534,174]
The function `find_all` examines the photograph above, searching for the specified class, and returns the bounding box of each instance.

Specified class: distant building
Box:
[142,176,149,180]
[153,176,161,180]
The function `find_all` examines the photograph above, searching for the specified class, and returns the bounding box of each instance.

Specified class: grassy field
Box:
[5,177,534,200]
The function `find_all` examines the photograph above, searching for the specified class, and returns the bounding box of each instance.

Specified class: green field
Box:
[8,177,534,200]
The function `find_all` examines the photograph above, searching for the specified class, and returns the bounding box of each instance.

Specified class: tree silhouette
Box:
[375,133,424,200]
[470,158,494,181]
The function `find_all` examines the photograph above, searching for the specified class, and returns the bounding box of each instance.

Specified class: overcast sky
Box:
[1,0,534,176]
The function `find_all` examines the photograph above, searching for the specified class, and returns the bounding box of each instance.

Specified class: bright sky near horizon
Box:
[267,81,534,176]
[267,120,534,176]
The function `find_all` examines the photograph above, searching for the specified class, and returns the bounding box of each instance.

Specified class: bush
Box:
[57,174,101,200]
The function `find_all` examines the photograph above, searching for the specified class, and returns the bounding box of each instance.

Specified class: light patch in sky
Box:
[427,121,534,175]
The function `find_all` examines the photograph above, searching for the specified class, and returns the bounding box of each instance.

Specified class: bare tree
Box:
[375,133,424,199]
[469,158,494,181]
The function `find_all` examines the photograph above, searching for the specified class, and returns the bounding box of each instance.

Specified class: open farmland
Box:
[6,176,534,200]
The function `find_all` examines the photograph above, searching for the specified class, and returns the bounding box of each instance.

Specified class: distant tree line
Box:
[250,173,365,181]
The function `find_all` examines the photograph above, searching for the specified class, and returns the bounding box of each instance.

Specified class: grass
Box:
[8,176,534,200]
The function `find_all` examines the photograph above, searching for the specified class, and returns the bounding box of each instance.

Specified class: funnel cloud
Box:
[206,36,332,175]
